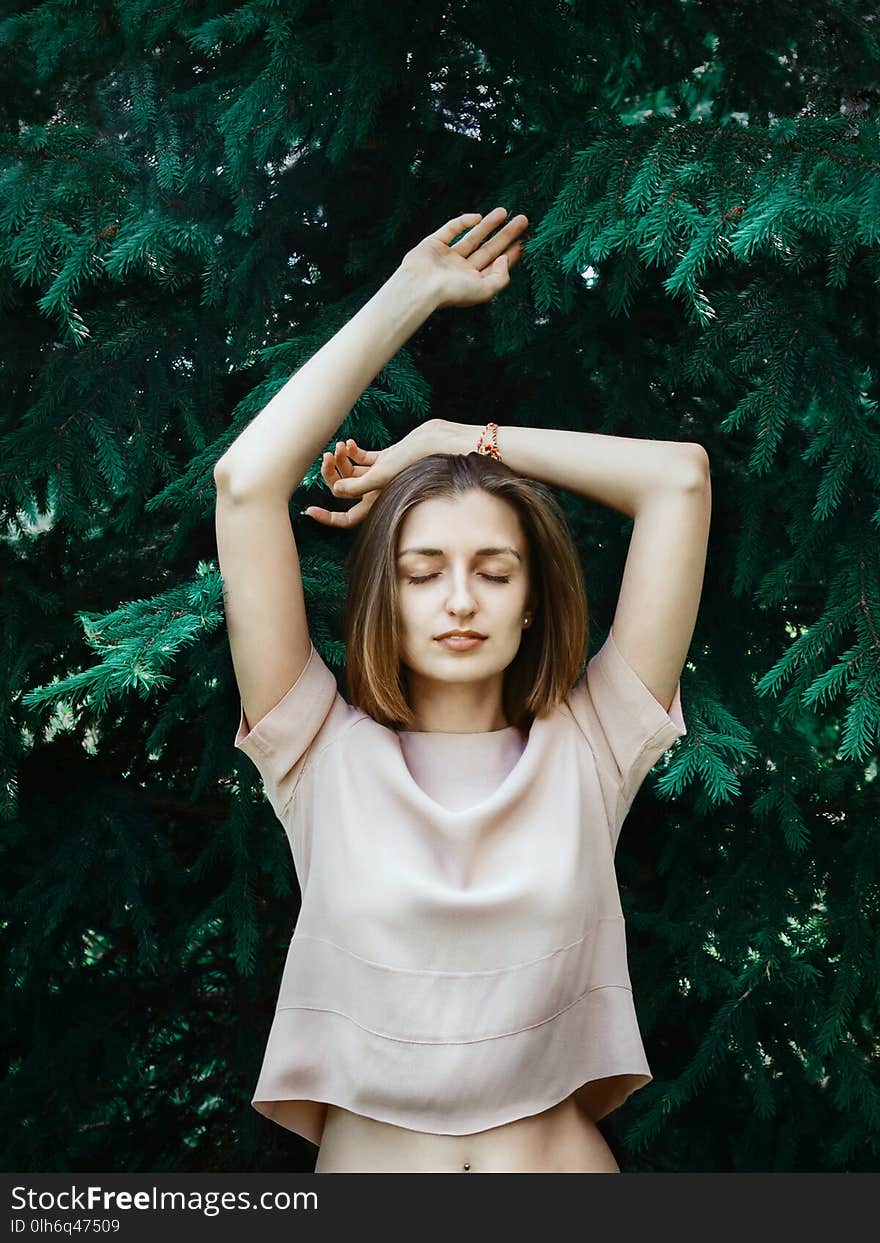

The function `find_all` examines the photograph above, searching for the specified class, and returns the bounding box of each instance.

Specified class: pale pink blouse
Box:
[233,627,687,1147]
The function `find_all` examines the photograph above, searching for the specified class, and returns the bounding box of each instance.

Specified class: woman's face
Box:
[394,489,533,705]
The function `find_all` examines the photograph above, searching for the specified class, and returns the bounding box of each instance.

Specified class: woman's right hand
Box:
[399,208,529,311]
[303,422,439,529]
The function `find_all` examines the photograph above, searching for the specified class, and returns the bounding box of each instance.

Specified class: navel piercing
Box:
[463,1162,471,1171]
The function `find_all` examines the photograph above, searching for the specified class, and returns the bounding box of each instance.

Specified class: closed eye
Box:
[407,573,510,584]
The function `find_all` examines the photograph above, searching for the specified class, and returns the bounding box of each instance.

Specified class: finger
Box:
[451,206,511,259]
[334,460,385,495]
[308,506,347,526]
[505,239,526,270]
[321,445,353,489]
[431,212,484,246]
[334,440,356,479]
[469,213,529,271]
[320,449,342,490]
[303,504,359,528]
[489,252,514,290]
[336,500,372,528]
[333,465,380,495]
[337,440,378,477]
[347,440,380,466]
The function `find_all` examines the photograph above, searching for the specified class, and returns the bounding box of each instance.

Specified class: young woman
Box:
[214,208,711,1173]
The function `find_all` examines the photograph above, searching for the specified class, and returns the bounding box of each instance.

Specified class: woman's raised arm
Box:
[214,208,528,505]
[213,209,528,739]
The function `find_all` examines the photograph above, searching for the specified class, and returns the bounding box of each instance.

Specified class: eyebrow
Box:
[396,546,522,561]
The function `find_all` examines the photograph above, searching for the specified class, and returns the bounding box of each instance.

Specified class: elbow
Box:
[681,444,710,489]
[212,457,293,505]
[213,456,233,490]
[213,456,246,501]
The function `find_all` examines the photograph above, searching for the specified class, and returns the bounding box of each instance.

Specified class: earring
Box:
[522,616,530,627]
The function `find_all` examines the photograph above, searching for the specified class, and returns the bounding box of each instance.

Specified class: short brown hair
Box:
[344,451,589,731]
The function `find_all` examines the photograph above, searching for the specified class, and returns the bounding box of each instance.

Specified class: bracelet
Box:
[476,421,502,461]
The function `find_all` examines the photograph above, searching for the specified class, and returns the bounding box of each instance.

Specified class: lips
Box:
[436,634,486,651]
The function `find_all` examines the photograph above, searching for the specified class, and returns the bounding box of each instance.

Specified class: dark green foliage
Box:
[1,0,878,1172]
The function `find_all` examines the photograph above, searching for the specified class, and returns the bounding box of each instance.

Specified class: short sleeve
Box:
[233,640,355,821]
[566,626,687,812]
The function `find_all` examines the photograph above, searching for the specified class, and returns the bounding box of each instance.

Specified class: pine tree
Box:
[2,0,878,1172]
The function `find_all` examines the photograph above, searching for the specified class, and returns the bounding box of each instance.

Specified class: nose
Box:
[444,568,480,614]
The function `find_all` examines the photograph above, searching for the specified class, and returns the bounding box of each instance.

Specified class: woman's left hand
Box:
[303,422,440,528]
[399,208,529,311]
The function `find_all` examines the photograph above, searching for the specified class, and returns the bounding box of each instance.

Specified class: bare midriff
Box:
[313,1091,621,1173]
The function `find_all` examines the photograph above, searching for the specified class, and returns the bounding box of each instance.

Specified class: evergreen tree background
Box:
[1,0,878,1173]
